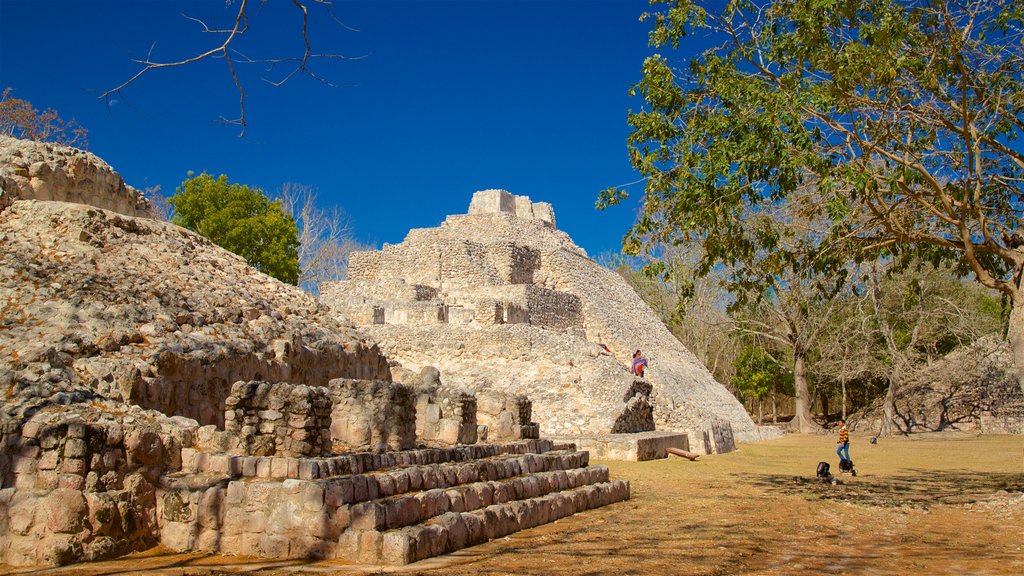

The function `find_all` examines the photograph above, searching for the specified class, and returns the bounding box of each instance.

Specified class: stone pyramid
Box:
[322,190,771,453]
[0,141,630,567]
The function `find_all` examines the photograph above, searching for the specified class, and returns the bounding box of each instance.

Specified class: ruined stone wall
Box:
[328,379,417,452]
[0,136,150,218]
[0,200,392,431]
[476,390,538,442]
[415,387,478,446]
[468,189,555,227]
[224,381,333,458]
[0,403,198,565]
[610,380,655,434]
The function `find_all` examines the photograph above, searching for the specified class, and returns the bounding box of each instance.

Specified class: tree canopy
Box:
[602,0,1024,395]
[170,172,300,285]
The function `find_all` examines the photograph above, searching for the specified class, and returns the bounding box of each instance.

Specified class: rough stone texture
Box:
[548,431,689,461]
[611,379,655,434]
[475,389,538,442]
[0,199,391,428]
[322,191,777,452]
[414,386,478,446]
[0,136,150,218]
[0,158,633,568]
[468,189,555,228]
[0,402,198,565]
[851,337,1024,435]
[224,381,333,457]
[327,379,417,452]
[154,440,628,565]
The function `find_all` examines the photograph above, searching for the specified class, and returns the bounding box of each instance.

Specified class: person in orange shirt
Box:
[836,420,850,462]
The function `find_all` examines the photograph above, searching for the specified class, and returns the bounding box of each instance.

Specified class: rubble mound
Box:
[321,190,773,451]
[851,337,1024,435]
[0,199,390,427]
[0,136,150,217]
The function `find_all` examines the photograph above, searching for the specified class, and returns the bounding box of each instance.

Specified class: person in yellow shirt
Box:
[836,419,850,462]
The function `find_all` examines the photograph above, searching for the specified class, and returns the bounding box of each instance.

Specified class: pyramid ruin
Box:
[321,189,776,457]
[0,138,629,567]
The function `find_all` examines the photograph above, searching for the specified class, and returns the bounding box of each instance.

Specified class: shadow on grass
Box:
[747,470,1024,508]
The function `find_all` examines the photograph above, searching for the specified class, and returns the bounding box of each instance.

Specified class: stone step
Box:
[181,438,556,480]
[156,448,628,566]
[343,479,631,565]
[348,464,611,532]
[278,449,589,513]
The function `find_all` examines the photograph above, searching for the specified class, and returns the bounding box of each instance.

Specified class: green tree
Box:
[603,0,1024,394]
[732,343,792,425]
[170,172,300,284]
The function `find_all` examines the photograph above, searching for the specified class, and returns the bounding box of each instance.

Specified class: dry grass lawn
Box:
[3,432,1022,576]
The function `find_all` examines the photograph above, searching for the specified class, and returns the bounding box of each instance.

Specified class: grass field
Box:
[4,432,1022,576]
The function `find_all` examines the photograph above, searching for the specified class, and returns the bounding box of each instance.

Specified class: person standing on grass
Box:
[836,419,850,462]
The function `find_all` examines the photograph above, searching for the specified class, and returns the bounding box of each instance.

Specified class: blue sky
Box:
[0,0,683,257]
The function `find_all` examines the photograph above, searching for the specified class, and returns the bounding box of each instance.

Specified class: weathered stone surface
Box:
[322,191,775,451]
[224,381,332,457]
[327,379,416,452]
[0,198,390,428]
[0,135,150,217]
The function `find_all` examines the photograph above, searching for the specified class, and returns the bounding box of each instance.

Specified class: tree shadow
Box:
[748,470,1024,509]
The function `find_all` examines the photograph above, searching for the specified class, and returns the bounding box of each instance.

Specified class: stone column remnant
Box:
[327,379,416,452]
[475,390,538,441]
[223,381,332,457]
[414,386,478,446]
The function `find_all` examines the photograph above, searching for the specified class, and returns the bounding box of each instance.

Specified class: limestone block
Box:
[328,379,416,452]
[468,189,516,216]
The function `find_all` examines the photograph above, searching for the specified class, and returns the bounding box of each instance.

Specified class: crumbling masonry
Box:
[0,139,630,567]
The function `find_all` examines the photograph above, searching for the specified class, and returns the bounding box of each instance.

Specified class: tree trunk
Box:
[880,377,896,436]
[788,350,819,433]
[757,398,763,425]
[820,389,830,424]
[1008,296,1024,397]
[771,385,777,424]
[841,379,847,420]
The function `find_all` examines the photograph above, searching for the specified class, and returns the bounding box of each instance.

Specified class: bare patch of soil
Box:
[4,432,1022,576]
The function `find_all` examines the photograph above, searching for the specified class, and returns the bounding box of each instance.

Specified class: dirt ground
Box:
[4,432,1022,576]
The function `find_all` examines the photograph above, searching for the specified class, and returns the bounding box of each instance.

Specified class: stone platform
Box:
[548,431,689,461]
[157,439,629,565]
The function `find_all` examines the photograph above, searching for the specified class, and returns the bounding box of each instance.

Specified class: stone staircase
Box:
[157,439,629,565]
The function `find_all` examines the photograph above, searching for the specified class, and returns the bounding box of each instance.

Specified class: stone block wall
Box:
[0,406,197,566]
[483,243,540,285]
[328,379,417,452]
[223,381,332,458]
[476,391,538,442]
[132,335,391,429]
[383,301,448,325]
[415,388,478,446]
[467,189,555,227]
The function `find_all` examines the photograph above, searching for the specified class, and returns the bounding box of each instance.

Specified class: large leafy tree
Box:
[603,0,1024,394]
[170,172,300,284]
[732,343,792,425]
